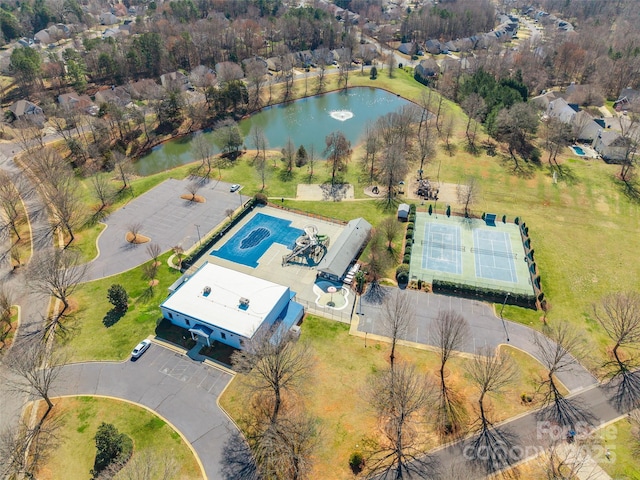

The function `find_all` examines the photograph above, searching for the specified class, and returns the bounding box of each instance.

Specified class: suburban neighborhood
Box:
[0,0,639,479]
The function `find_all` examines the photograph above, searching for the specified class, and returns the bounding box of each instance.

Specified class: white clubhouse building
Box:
[161,263,304,349]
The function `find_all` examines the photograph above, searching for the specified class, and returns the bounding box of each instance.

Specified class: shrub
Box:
[431,279,537,309]
[403,253,411,264]
[408,213,416,222]
[404,245,412,255]
[92,423,133,477]
[349,451,364,474]
[409,203,416,213]
[254,193,268,204]
[521,393,533,403]
[396,264,410,284]
[405,232,413,240]
[407,221,414,229]
[107,284,128,313]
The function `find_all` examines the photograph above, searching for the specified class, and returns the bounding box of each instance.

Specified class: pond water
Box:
[134,87,413,175]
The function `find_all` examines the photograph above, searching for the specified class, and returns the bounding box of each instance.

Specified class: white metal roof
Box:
[161,263,289,339]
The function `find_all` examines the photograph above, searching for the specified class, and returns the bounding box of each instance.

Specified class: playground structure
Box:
[282,225,330,267]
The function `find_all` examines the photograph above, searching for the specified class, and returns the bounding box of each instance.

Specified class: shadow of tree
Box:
[220,430,259,480]
[102,308,125,328]
[608,370,640,413]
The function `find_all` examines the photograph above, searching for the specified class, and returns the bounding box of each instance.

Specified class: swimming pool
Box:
[211,213,303,267]
[571,145,586,156]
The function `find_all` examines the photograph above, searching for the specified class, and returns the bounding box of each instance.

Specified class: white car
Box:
[230,184,241,192]
[131,339,151,359]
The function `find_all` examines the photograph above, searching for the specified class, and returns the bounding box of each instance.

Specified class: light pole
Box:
[195,224,201,246]
[500,292,511,342]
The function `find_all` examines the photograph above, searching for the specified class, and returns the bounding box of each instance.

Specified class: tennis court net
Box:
[421,241,466,252]
[470,247,517,259]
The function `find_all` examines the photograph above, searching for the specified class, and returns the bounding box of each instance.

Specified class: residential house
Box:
[102,28,119,39]
[414,58,439,82]
[160,71,192,91]
[99,12,118,25]
[398,42,416,55]
[546,97,578,124]
[594,131,631,162]
[94,86,132,108]
[58,92,98,115]
[160,263,304,350]
[189,65,217,88]
[127,78,161,100]
[34,29,51,44]
[424,39,442,54]
[614,88,640,113]
[265,57,282,72]
[8,100,45,126]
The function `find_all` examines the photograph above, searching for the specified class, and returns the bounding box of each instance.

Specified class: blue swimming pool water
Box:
[571,145,586,156]
[211,213,303,268]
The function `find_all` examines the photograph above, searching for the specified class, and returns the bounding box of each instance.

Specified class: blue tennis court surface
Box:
[473,230,517,283]
[211,213,303,267]
[422,223,463,274]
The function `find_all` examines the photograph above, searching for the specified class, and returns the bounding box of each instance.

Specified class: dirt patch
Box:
[125,232,151,244]
[404,180,461,206]
[296,183,355,201]
[148,279,159,287]
[179,194,206,203]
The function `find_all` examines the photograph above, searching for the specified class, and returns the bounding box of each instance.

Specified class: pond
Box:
[134,87,414,175]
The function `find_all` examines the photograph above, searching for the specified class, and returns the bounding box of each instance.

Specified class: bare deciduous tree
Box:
[380,290,414,369]
[185,180,201,201]
[0,283,13,344]
[113,151,133,193]
[0,171,24,241]
[462,93,486,151]
[127,222,143,244]
[281,137,295,178]
[90,173,115,213]
[366,362,438,479]
[116,449,179,480]
[363,231,389,304]
[26,248,87,337]
[376,140,408,207]
[146,243,161,264]
[246,408,317,480]
[0,417,59,479]
[324,132,352,188]
[593,292,640,410]
[192,134,216,179]
[232,329,313,425]
[3,340,66,417]
[379,216,402,252]
[467,347,518,474]
[533,323,591,428]
[434,310,469,438]
[456,177,480,218]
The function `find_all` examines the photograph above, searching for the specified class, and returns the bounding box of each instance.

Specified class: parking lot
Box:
[54,343,235,479]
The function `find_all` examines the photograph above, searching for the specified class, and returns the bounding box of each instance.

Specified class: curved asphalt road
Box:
[51,343,235,480]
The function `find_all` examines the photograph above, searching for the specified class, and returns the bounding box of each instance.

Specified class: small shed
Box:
[397,203,410,221]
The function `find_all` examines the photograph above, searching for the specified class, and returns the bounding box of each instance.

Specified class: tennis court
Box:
[211,213,303,268]
[409,213,533,296]
[422,223,463,274]
[472,230,517,283]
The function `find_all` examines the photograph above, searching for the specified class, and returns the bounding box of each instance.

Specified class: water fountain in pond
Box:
[329,110,354,121]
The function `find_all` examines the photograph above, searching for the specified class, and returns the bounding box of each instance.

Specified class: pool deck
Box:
[199,205,354,320]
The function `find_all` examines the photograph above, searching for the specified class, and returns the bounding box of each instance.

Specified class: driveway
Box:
[356,289,598,392]
[85,178,245,280]
[52,343,235,479]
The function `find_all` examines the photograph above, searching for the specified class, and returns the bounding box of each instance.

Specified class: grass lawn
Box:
[598,416,640,479]
[0,307,19,353]
[58,252,181,362]
[35,396,202,480]
[219,315,548,479]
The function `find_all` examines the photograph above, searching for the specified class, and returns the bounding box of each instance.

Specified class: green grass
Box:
[597,417,640,479]
[219,315,548,480]
[36,396,202,480]
[58,252,181,362]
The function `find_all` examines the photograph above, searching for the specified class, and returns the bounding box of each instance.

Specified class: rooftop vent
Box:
[239,297,250,309]
[203,286,211,297]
